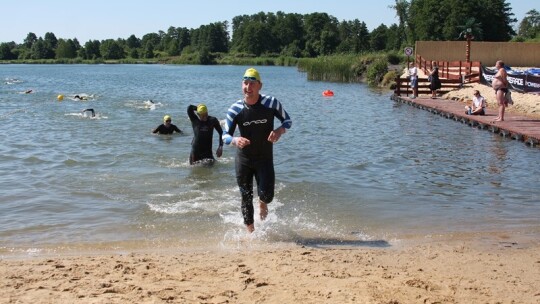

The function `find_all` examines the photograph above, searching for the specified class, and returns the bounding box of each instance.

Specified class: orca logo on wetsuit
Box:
[242,119,267,126]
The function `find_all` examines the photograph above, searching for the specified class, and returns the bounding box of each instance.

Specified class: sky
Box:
[0,0,537,43]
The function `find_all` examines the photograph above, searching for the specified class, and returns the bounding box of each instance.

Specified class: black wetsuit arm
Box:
[214,119,224,146]
[187,105,199,122]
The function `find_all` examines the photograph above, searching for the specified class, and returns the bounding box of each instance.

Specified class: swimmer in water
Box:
[82,108,95,117]
[152,115,182,135]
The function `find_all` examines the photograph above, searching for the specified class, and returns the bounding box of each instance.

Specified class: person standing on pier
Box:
[428,62,441,98]
[409,63,418,99]
[492,60,509,122]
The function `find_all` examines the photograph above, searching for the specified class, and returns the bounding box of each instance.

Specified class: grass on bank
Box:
[297,51,404,86]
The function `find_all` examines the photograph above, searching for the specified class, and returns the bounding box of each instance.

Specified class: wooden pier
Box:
[390,95,540,148]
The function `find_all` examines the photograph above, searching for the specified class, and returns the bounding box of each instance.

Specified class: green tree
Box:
[23,32,37,49]
[44,32,58,50]
[198,46,212,64]
[281,40,303,57]
[403,0,515,42]
[191,22,229,53]
[56,39,77,59]
[0,42,17,60]
[273,12,305,53]
[129,48,140,59]
[237,22,271,56]
[320,29,340,55]
[230,14,249,52]
[126,34,141,49]
[231,14,267,54]
[168,42,180,56]
[30,38,51,59]
[161,26,177,53]
[100,39,125,59]
[518,9,540,39]
[389,0,410,46]
[73,38,81,50]
[143,43,154,58]
[177,27,191,51]
[337,19,369,53]
[141,33,161,52]
[304,13,340,57]
[479,0,516,41]
[385,24,402,50]
[370,24,389,51]
[82,40,101,59]
[407,0,447,41]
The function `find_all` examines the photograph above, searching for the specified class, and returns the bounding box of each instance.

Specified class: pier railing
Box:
[394,55,481,97]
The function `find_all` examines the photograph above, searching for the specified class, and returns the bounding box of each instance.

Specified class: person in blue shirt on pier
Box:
[223,68,292,233]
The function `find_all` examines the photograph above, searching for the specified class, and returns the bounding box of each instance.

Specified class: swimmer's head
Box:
[163,115,171,122]
[243,68,261,82]
[196,104,208,115]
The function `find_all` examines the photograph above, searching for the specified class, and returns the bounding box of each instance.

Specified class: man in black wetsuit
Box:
[223,68,292,233]
[152,115,182,135]
[187,104,223,165]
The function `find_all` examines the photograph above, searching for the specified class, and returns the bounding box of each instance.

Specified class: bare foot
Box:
[247,224,254,233]
[259,201,268,221]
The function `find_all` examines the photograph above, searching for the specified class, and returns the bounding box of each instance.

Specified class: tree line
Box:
[0,0,537,62]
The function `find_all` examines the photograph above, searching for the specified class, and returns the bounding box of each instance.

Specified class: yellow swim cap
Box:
[163,115,171,122]
[196,104,208,114]
[243,68,261,82]
[57,94,64,101]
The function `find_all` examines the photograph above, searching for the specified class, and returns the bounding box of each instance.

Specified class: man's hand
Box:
[234,137,251,148]
[216,146,223,157]
[268,127,285,143]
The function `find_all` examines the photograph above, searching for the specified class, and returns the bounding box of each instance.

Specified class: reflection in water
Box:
[488,139,508,175]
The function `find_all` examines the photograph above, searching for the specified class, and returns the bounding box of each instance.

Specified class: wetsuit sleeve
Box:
[187,105,199,122]
[276,102,292,130]
[152,124,162,134]
[173,125,182,133]
[214,119,223,146]
[223,101,243,145]
[261,95,292,129]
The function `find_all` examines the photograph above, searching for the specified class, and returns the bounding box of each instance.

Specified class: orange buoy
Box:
[322,90,334,97]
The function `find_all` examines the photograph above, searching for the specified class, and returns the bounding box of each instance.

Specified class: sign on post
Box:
[404,47,413,56]
[404,47,414,68]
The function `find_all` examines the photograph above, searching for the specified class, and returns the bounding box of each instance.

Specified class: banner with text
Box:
[481,65,540,93]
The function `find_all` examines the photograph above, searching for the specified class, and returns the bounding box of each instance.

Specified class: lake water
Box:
[1,64,539,255]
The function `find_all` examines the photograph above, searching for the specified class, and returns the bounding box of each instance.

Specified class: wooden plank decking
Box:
[390,95,540,148]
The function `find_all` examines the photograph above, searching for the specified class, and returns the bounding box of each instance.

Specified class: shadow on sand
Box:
[293,237,391,249]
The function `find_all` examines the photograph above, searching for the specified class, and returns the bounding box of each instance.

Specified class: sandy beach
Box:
[1,237,539,304]
[407,68,540,118]
[442,82,540,119]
